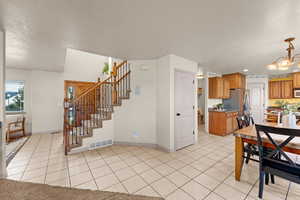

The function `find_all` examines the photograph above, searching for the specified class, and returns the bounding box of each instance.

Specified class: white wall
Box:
[64,48,109,82]
[31,71,64,134]
[114,60,157,145]
[156,55,198,152]
[156,55,171,151]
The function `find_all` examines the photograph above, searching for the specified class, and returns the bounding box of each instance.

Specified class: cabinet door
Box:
[223,79,230,99]
[293,72,300,88]
[226,113,233,133]
[209,77,223,98]
[223,73,245,89]
[281,80,293,98]
[269,81,282,99]
[223,74,235,89]
[232,113,238,131]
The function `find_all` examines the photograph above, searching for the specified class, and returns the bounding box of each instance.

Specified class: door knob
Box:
[176,113,181,116]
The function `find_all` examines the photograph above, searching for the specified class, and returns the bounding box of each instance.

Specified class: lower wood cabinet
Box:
[209,111,238,136]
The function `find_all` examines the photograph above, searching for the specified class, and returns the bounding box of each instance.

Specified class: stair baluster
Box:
[63,61,130,155]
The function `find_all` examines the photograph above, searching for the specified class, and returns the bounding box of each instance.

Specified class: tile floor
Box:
[6,130,300,200]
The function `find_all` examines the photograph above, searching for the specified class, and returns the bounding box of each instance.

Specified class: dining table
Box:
[233,122,300,181]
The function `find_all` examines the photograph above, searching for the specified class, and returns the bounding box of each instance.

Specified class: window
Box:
[5,81,25,113]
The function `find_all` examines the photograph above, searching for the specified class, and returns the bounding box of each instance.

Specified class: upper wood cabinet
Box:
[223,79,230,99]
[269,80,293,99]
[269,81,282,99]
[209,77,230,99]
[293,72,300,88]
[222,73,246,89]
[209,77,223,99]
[281,80,293,99]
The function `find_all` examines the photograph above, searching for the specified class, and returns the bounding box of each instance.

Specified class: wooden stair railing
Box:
[63,61,131,154]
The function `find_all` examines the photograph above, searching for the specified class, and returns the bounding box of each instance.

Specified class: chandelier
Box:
[267,37,300,71]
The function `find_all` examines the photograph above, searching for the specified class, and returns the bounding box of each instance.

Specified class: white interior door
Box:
[175,71,195,150]
[248,83,265,123]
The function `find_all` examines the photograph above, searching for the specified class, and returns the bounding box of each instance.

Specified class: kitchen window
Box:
[5,81,25,113]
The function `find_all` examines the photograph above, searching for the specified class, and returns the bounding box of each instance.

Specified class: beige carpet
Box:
[0,179,164,200]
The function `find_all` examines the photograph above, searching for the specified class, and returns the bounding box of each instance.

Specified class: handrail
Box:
[63,60,130,154]
[69,61,127,103]
[116,60,127,70]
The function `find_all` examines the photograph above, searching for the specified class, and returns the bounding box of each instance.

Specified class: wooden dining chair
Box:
[255,124,300,199]
[237,115,275,185]
[237,115,256,164]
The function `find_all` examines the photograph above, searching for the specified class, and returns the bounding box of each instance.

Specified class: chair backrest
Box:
[255,124,300,170]
[236,114,254,129]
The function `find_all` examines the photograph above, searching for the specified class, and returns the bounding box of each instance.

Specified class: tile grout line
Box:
[44,134,58,184]
[19,135,42,181]
[95,148,130,193]
[82,151,100,190]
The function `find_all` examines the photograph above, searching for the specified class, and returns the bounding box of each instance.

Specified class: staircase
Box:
[63,61,131,154]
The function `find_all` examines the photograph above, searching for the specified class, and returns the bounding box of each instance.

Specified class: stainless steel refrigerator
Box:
[222,89,245,114]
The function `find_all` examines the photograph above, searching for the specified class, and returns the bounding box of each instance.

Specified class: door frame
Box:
[0,30,6,178]
[174,69,197,151]
[247,82,266,123]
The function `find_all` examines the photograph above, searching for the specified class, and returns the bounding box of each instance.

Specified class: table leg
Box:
[235,136,244,181]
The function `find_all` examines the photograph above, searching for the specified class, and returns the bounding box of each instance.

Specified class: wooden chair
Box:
[6,116,26,143]
[237,115,256,164]
[198,109,204,125]
[237,115,275,185]
[255,124,300,199]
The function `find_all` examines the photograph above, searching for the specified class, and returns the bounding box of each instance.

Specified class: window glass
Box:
[5,81,25,112]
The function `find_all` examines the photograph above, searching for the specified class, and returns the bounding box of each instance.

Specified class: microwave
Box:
[294,89,300,98]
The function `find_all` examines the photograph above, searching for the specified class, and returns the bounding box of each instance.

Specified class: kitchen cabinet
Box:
[209,77,230,99]
[209,111,238,136]
[223,79,230,99]
[222,73,246,89]
[281,80,293,98]
[293,72,300,88]
[269,81,282,99]
[209,77,223,98]
[269,80,293,99]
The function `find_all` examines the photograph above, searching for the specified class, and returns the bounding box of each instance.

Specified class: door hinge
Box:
[192,80,195,84]
[193,130,195,135]
[193,105,195,110]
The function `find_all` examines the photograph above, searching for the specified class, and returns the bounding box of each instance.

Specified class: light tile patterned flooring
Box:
[6,130,300,200]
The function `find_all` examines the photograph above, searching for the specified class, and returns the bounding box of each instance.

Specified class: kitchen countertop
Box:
[208,109,239,113]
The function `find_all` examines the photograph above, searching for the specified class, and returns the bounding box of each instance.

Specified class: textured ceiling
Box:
[1,0,300,74]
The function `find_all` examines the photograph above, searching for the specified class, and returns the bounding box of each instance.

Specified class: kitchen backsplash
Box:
[269,99,300,107]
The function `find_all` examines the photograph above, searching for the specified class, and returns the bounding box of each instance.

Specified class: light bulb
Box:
[267,63,277,70]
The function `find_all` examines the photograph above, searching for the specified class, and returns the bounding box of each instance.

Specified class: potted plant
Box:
[99,62,110,81]
[102,62,109,75]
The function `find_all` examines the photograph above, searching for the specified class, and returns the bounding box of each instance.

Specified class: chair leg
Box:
[245,152,250,164]
[271,174,275,184]
[6,131,9,143]
[259,171,265,199]
[265,173,269,185]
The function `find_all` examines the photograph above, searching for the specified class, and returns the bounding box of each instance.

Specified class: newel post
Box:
[112,62,118,104]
